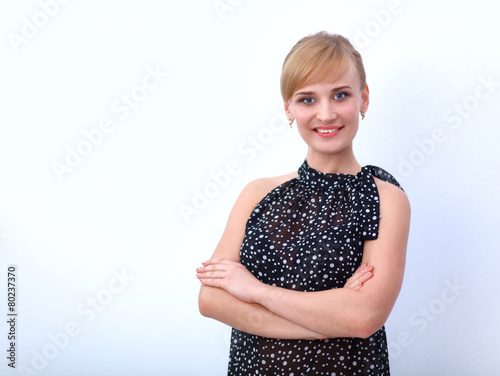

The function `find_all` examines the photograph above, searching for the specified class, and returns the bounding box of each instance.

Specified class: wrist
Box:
[250,282,269,305]
[253,283,283,310]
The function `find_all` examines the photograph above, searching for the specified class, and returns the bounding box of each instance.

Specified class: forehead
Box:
[295,67,359,94]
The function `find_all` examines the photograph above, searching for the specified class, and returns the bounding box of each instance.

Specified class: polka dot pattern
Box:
[228,159,404,375]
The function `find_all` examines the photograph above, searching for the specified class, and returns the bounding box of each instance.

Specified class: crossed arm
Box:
[197,177,410,340]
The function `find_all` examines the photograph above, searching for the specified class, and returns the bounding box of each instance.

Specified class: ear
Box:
[361,84,370,112]
[284,101,293,121]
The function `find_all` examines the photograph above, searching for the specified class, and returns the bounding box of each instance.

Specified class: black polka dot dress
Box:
[227,159,404,376]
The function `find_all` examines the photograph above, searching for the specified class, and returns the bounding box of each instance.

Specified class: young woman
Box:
[197,31,411,375]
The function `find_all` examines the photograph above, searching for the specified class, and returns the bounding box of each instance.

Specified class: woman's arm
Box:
[199,285,326,340]
[198,178,374,340]
[199,262,374,339]
[199,178,410,339]
[198,178,323,339]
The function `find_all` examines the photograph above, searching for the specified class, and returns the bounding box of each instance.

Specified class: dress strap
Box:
[354,166,404,240]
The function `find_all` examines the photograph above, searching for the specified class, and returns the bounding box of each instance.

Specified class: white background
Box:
[1,0,499,375]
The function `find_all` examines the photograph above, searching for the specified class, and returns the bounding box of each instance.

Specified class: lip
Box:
[313,126,344,138]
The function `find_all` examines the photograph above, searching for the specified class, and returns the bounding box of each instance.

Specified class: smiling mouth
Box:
[314,126,344,134]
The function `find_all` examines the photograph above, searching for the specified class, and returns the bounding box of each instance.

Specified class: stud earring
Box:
[289,118,294,128]
[360,111,366,120]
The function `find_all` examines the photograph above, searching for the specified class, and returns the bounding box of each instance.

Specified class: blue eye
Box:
[301,97,314,104]
[334,93,347,100]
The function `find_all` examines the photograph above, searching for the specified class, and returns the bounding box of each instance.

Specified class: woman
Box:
[197,31,410,375]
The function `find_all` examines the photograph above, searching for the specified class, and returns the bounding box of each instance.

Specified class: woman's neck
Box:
[305,147,361,175]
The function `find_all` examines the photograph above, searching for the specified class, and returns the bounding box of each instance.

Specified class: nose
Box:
[316,101,337,123]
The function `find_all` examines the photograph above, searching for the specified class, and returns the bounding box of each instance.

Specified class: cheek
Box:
[295,122,314,142]
[344,103,360,117]
[293,107,311,120]
[293,111,314,128]
[339,107,361,125]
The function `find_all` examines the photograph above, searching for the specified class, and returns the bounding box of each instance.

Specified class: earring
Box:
[289,118,294,128]
[360,111,366,120]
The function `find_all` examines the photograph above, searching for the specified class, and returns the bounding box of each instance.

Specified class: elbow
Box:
[355,324,381,340]
[198,286,213,318]
[321,312,385,339]
[353,310,387,339]
[198,300,210,318]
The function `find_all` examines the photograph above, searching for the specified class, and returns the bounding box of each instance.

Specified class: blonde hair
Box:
[280,31,366,102]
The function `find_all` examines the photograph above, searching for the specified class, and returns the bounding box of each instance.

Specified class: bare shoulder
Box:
[210,169,298,260]
[230,169,298,225]
[241,170,299,209]
[373,176,411,217]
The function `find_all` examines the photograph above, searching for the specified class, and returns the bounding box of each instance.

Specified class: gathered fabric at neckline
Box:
[297,159,368,189]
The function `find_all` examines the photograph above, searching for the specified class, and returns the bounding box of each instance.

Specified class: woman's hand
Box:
[197,258,264,303]
[198,259,374,302]
[344,263,374,290]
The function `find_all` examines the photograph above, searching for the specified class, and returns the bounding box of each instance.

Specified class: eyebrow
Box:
[294,85,352,97]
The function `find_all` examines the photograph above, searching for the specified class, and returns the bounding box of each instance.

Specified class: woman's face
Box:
[285,67,369,160]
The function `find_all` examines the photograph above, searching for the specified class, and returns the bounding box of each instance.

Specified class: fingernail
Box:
[363,264,370,270]
[363,272,372,277]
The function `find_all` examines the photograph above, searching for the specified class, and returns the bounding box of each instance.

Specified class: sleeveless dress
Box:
[227,159,404,376]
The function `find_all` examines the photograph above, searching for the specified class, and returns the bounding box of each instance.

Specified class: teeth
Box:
[316,128,341,133]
